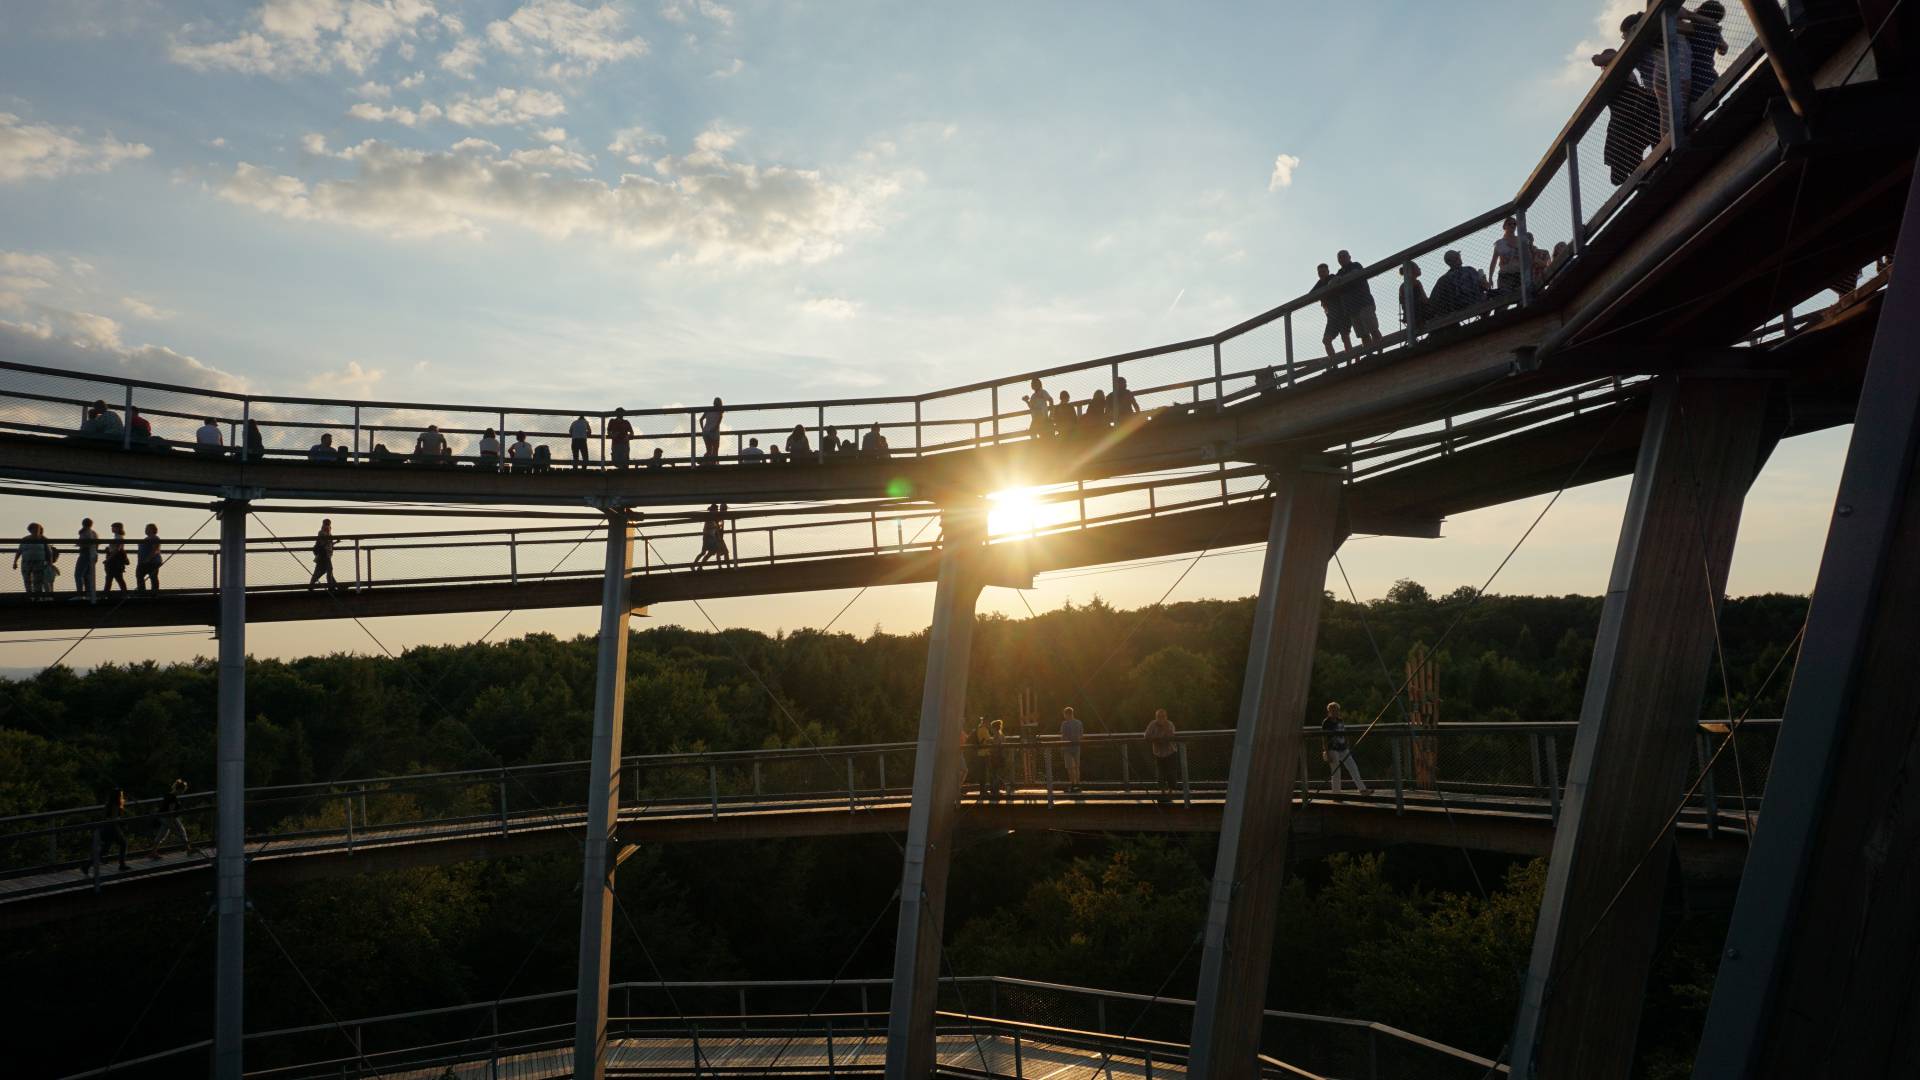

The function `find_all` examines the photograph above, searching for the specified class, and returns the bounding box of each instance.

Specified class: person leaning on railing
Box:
[1428,250,1487,320]
[1399,262,1431,338]
[608,408,634,468]
[1143,709,1178,803]
[79,399,124,442]
[570,413,593,468]
[785,424,811,462]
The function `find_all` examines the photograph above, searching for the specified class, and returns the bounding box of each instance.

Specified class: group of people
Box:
[1598,3,1732,185]
[964,706,1183,803]
[12,519,163,601]
[690,503,735,570]
[1020,376,1143,440]
[83,780,203,875]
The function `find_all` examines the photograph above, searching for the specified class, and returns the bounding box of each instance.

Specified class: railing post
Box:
[1211,339,1224,403]
[1566,141,1586,253]
[1179,743,1192,807]
[1530,732,1545,797]
[509,533,518,585]
[752,760,762,797]
[1121,742,1131,792]
[1013,1029,1024,1078]
[688,410,698,463]
[847,756,858,813]
[344,792,354,852]
[489,1003,500,1080]
[499,771,509,837]
[826,1018,836,1078]
[1697,730,1721,840]
[1390,735,1404,814]
[89,823,101,890]
[1282,312,1295,383]
[1544,735,1562,826]
[1661,6,1689,152]
[913,400,924,456]
[1368,1026,1381,1080]
[1043,746,1055,806]
[121,384,133,450]
[1142,1046,1151,1080]
[1516,207,1534,304]
[990,386,1000,443]
[352,406,361,460]
[238,401,250,462]
[1097,997,1107,1033]
[817,405,827,464]
[709,764,720,819]
[878,752,887,792]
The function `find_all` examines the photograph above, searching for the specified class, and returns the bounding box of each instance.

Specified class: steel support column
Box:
[214,499,248,1080]
[884,501,987,1080]
[1187,457,1347,1079]
[1509,375,1773,1079]
[1692,154,1920,1079]
[574,511,636,1080]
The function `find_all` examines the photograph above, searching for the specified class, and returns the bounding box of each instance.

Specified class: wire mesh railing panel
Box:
[918,387,997,453]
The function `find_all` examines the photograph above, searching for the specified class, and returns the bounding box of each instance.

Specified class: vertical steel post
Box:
[1211,340,1224,403]
[1567,142,1587,253]
[1516,207,1535,305]
[1545,735,1562,825]
[575,510,635,1080]
[1188,458,1347,1078]
[122,385,133,450]
[1661,8,1688,151]
[1510,376,1772,1078]
[213,499,248,1080]
[884,501,986,1080]
[1283,313,1295,384]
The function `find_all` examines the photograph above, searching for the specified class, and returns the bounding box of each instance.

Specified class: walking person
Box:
[1489,217,1525,299]
[147,779,200,858]
[1314,262,1352,355]
[74,518,98,603]
[1110,377,1141,425]
[135,523,163,592]
[1059,706,1085,794]
[1399,261,1430,337]
[91,788,130,874]
[308,519,339,592]
[13,523,55,598]
[570,414,593,468]
[1143,708,1179,803]
[1051,391,1078,439]
[103,523,129,594]
[699,399,725,464]
[1322,702,1367,793]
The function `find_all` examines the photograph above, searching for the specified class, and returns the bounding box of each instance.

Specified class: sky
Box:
[0,0,1850,673]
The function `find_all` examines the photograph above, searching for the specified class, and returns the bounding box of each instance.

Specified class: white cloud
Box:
[347,101,443,125]
[121,297,175,320]
[608,124,665,165]
[0,312,248,394]
[709,57,743,78]
[398,70,426,88]
[1267,152,1300,192]
[533,126,567,143]
[305,359,385,396]
[486,0,648,78]
[443,86,566,126]
[661,0,733,28]
[0,111,151,183]
[799,296,859,319]
[301,132,331,155]
[356,79,392,98]
[439,35,485,75]
[170,0,448,76]
[217,130,909,265]
[208,136,229,148]
[1562,0,1645,83]
[345,87,561,127]
[509,144,593,171]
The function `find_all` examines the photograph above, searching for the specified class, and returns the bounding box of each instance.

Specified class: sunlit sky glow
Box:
[0,1,1848,672]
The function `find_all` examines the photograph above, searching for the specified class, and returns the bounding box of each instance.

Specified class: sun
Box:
[987,487,1043,537]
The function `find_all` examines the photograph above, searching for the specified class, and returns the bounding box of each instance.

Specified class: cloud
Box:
[799,296,859,319]
[305,359,384,396]
[1562,0,1645,83]
[345,87,563,127]
[0,111,151,183]
[508,144,593,171]
[661,0,733,28]
[1266,152,1300,192]
[0,312,248,394]
[608,125,664,165]
[121,297,175,320]
[709,57,743,78]
[533,126,567,143]
[170,0,449,76]
[439,35,485,75]
[216,127,908,265]
[355,79,392,98]
[486,0,648,78]
[398,70,426,88]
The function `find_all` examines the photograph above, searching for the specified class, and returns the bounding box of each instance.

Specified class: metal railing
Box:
[0,4,1770,474]
[0,375,1654,601]
[1,721,1778,898]
[55,974,1507,1079]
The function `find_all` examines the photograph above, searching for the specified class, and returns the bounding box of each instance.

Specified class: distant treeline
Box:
[0,583,1808,815]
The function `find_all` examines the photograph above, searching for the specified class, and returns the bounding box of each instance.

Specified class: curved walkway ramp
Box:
[0,722,1768,928]
[57,975,1506,1080]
